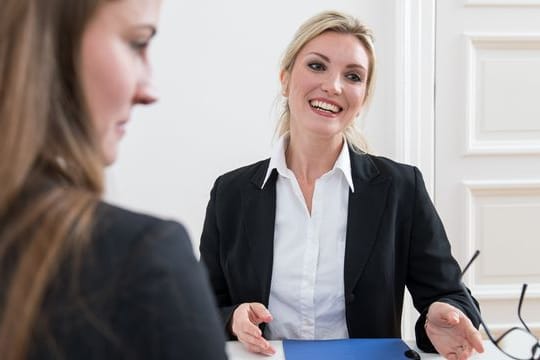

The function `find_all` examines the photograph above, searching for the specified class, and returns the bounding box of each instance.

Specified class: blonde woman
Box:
[200,10,483,360]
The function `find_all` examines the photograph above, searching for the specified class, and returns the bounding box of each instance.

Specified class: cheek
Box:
[348,87,367,112]
[297,75,319,94]
[81,42,135,133]
[288,68,317,96]
[81,40,135,165]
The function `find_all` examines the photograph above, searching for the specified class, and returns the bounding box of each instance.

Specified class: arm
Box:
[406,167,481,353]
[114,221,227,360]
[199,178,275,355]
[199,177,239,337]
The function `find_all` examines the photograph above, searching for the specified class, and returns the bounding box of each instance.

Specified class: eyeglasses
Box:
[460,250,540,360]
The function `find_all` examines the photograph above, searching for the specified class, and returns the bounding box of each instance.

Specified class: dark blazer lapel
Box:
[344,151,391,297]
[242,160,276,304]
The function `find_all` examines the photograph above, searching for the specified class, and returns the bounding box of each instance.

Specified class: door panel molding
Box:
[465,33,540,155]
[465,0,540,6]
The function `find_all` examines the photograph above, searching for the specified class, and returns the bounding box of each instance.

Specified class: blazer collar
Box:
[348,146,381,183]
[251,158,272,189]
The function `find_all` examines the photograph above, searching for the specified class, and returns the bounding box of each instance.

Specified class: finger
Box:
[239,332,271,350]
[232,303,266,337]
[237,320,263,338]
[427,302,461,327]
[249,303,273,323]
[443,310,460,326]
[453,315,484,354]
[425,322,465,357]
[246,343,276,356]
[239,331,267,345]
[467,328,485,353]
[458,344,471,360]
[457,347,474,360]
[241,335,276,355]
[259,342,276,356]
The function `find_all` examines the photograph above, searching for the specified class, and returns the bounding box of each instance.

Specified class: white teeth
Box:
[310,100,340,113]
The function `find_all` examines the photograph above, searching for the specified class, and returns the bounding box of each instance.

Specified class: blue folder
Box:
[283,338,415,359]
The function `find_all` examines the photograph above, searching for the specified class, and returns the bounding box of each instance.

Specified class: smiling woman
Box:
[199,10,484,360]
[0,0,226,359]
[280,31,369,158]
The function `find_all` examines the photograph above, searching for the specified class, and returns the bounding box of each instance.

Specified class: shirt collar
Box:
[261,134,355,192]
[261,134,290,188]
[334,138,355,192]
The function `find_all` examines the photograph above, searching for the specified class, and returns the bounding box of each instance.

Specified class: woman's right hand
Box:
[231,302,276,356]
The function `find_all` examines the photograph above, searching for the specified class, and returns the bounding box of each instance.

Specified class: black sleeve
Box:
[114,221,228,359]
[199,177,238,339]
[406,167,481,353]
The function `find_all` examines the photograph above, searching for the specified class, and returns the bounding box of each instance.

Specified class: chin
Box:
[309,124,345,139]
[101,137,119,166]
[102,149,118,167]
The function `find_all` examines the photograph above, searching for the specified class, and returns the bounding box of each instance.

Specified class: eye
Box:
[308,62,326,72]
[127,26,156,56]
[346,73,363,83]
[130,40,149,53]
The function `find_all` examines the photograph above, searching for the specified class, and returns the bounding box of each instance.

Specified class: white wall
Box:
[105,1,398,253]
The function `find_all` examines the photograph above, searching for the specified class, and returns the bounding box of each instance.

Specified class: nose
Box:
[134,65,158,105]
[321,72,342,96]
[135,81,158,105]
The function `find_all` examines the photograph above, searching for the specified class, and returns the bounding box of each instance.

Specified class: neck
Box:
[285,131,344,184]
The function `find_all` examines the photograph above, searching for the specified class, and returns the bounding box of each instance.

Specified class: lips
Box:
[309,99,342,114]
[115,119,128,136]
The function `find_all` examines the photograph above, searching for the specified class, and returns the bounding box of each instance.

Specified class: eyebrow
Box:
[307,51,367,72]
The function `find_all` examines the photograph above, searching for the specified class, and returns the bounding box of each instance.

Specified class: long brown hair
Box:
[0,0,106,358]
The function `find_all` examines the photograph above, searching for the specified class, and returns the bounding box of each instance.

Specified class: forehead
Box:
[298,31,369,67]
[91,0,161,27]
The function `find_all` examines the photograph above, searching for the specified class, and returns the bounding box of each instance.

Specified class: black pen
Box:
[404,348,421,359]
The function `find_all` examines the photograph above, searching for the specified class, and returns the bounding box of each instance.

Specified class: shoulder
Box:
[351,151,419,185]
[91,202,193,272]
[87,204,227,358]
[94,202,188,239]
[95,202,185,232]
[367,153,415,176]
[212,158,270,192]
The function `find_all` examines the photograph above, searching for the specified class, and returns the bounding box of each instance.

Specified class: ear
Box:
[280,69,290,97]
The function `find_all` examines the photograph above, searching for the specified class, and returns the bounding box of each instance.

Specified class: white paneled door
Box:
[435,0,540,337]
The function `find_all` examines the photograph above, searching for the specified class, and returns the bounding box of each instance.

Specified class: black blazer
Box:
[200,150,480,353]
[30,203,227,359]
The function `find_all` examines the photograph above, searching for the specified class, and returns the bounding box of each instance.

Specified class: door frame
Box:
[395,0,437,339]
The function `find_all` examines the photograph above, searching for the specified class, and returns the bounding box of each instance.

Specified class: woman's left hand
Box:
[425,301,485,360]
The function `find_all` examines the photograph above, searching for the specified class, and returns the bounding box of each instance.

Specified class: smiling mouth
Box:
[309,100,342,114]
